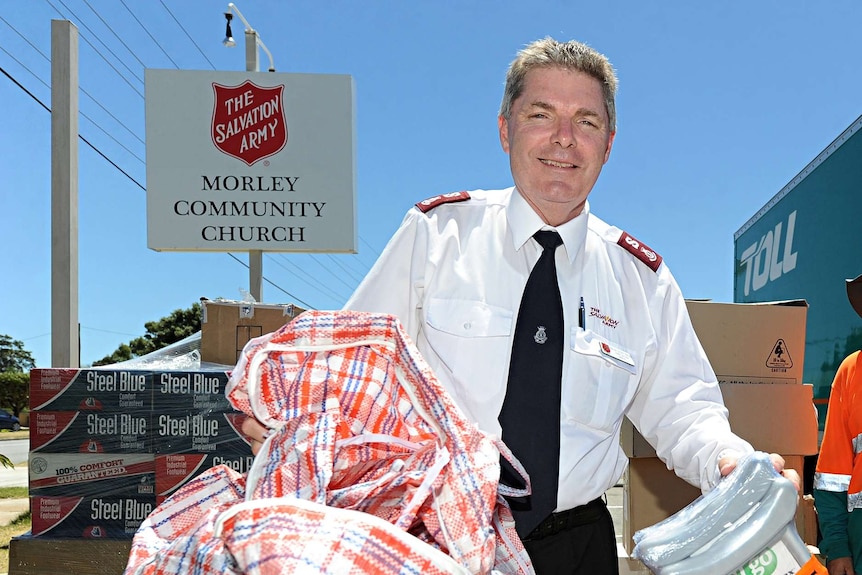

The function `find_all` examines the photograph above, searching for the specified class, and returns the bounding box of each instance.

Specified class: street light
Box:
[223,2,275,73]
[222,2,276,302]
[222,12,236,47]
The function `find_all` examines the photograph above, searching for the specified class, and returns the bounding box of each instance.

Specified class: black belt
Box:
[522,497,606,542]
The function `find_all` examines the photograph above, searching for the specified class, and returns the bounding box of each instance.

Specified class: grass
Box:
[0,488,26,499]
[0,431,30,574]
[0,487,30,575]
[0,431,28,441]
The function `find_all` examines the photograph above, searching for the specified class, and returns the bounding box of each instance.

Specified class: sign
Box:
[145,69,356,252]
[211,81,287,166]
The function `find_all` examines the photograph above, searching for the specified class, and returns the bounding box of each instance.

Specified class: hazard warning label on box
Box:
[766,339,793,371]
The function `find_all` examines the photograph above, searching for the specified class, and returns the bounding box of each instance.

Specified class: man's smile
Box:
[540,159,576,168]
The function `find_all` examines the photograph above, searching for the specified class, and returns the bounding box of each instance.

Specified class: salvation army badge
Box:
[211,80,287,166]
[534,326,548,344]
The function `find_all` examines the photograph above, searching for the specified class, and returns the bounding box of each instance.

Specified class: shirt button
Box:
[463,322,471,330]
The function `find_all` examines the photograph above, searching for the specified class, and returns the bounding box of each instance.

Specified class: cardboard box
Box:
[156,452,255,503]
[620,300,816,554]
[30,495,154,539]
[200,298,304,366]
[151,370,232,411]
[30,411,151,454]
[799,494,819,553]
[621,299,815,457]
[622,383,819,458]
[30,368,154,412]
[618,557,652,574]
[622,455,809,554]
[622,457,702,554]
[685,299,807,385]
[719,383,818,455]
[150,410,252,455]
[28,453,155,497]
[30,368,234,413]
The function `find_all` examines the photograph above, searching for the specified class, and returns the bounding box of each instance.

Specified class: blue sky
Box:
[3,1,861,368]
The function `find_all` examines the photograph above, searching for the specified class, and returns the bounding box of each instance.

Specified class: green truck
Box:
[733,113,862,430]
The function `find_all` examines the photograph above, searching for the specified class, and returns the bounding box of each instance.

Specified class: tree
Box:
[93,343,135,367]
[0,371,29,417]
[0,335,35,372]
[93,303,202,366]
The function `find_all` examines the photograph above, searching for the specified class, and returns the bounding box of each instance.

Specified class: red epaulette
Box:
[618,231,662,272]
[415,191,471,213]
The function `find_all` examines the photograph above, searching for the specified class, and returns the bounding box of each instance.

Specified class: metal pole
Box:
[244,29,259,74]
[245,28,263,302]
[51,20,79,367]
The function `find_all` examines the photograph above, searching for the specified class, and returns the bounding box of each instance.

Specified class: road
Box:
[0,439,27,488]
[0,439,28,466]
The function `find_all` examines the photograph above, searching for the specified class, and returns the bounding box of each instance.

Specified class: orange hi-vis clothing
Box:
[125,311,534,575]
[814,350,862,566]
[815,351,862,500]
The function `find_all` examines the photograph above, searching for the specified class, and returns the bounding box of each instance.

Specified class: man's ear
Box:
[498,115,510,153]
[603,131,616,164]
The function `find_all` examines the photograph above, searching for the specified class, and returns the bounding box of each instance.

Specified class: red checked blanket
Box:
[124,311,534,575]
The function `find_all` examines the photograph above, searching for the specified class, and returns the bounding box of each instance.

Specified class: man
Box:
[813,273,862,575]
[244,37,799,574]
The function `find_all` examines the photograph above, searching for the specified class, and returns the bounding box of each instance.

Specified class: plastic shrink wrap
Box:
[631,452,825,575]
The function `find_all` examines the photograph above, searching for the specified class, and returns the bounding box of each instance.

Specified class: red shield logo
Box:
[211,80,287,165]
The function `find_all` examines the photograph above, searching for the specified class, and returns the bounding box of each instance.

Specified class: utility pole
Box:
[51,19,79,367]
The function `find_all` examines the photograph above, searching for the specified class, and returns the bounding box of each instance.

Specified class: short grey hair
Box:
[499,37,618,132]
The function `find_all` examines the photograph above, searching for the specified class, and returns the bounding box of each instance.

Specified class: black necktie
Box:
[498,230,564,538]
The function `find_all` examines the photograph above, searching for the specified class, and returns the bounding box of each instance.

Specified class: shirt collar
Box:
[507,186,590,263]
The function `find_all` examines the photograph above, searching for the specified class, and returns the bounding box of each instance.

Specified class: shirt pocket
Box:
[424,298,513,406]
[565,328,639,432]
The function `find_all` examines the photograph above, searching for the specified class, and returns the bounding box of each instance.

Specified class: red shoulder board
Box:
[415,191,471,213]
[618,231,663,272]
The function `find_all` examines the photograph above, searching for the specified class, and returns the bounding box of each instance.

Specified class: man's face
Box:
[499,67,615,226]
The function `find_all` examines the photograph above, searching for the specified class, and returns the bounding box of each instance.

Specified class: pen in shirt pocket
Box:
[579,297,586,330]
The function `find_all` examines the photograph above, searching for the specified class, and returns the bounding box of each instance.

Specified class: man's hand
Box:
[718,452,802,493]
[241,417,268,455]
[827,556,855,575]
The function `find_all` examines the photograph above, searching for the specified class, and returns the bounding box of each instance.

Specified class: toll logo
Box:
[738,211,798,296]
[211,80,287,166]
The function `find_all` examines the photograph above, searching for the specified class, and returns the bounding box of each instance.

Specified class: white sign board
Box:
[145,69,356,252]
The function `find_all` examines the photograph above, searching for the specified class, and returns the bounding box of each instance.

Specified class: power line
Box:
[0,15,145,147]
[45,0,145,97]
[81,0,148,69]
[119,0,178,68]
[0,61,145,189]
[0,44,143,164]
[227,254,315,309]
[159,0,217,70]
[5,2,382,309]
[324,253,366,284]
[306,253,360,294]
[80,326,141,338]
[54,0,143,83]
[0,57,49,113]
[267,253,348,305]
[360,236,382,260]
[0,63,307,304]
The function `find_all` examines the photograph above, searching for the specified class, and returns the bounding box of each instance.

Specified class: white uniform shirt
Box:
[345,187,753,512]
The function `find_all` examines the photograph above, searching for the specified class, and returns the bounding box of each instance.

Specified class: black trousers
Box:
[521,498,619,575]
